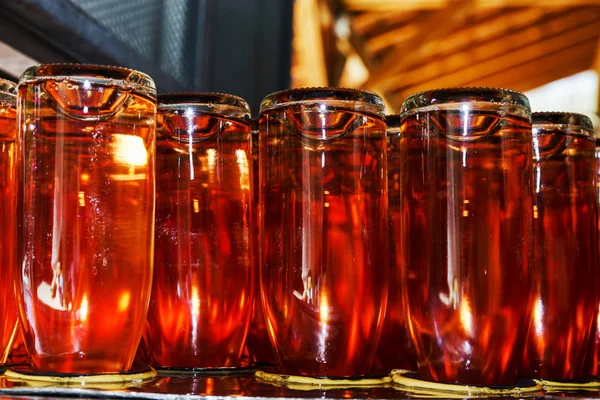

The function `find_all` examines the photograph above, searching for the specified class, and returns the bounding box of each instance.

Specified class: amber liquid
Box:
[585,143,600,377]
[521,131,598,380]
[375,129,417,373]
[17,79,155,373]
[400,109,534,385]
[246,128,277,365]
[260,106,389,377]
[145,111,253,368]
[0,102,18,364]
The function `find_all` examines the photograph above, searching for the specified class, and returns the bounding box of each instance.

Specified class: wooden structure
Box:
[292,0,600,112]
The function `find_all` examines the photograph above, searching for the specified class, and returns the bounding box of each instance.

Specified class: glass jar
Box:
[400,87,534,385]
[17,64,156,374]
[145,92,254,368]
[374,114,417,373]
[259,87,389,377]
[521,112,598,380]
[0,78,18,365]
[246,117,277,366]
[589,135,600,377]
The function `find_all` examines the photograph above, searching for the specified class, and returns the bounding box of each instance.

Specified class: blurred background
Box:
[0,0,598,130]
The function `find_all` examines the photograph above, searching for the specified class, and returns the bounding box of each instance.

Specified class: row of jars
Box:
[0,64,598,386]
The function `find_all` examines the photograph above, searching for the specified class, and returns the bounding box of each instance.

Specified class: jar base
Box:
[255,370,391,391]
[2,364,156,388]
[391,369,542,397]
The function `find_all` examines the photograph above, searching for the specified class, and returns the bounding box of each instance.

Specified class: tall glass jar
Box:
[17,64,156,374]
[521,112,598,380]
[400,87,534,385]
[374,114,417,373]
[246,117,276,366]
[0,78,18,365]
[259,88,389,377]
[145,93,254,369]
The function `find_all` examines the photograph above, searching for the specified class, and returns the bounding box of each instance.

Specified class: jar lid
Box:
[260,87,385,116]
[159,92,251,123]
[20,63,156,99]
[532,111,594,135]
[401,87,530,115]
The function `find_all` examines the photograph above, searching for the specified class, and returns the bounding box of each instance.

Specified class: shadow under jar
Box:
[373,115,418,374]
[400,87,534,385]
[17,64,157,374]
[521,112,598,381]
[259,87,389,377]
[0,78,19,365]
[145,93,254,369]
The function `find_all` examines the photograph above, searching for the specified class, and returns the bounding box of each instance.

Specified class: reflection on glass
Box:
[0,78,18,365]
[259,88,389,377]
[17,64,156,374]
[400,88,534,385]
[145,93,253,368]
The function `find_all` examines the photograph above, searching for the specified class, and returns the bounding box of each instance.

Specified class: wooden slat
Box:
[470,40,595,91]
[362,6,547,89]
[391,39,595,108]
[344,0,600,11]
[384,8,600,91]
[344,0,449,12]
[393,18,600,96]
[365,23,420,54]
[352,10,420,33]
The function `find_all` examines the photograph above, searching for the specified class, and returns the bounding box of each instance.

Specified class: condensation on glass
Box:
[17,64,157,374]
[374,114,417,373]
[522,112,598,381]
[0,78,18,365]
[399,87,534,385]
[246,117,277,365]
[259,87,389,377]
[145,93,254,369]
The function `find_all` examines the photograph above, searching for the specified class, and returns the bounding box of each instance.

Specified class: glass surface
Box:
[0,78,18,365]
[522,112,598,381]
[585,136,600,378]
[145,92,253,368]
[374,115,417,373]
[17,63,156,373]
[259,87,389,377]
[399,87,534,385]
[246,118,277,365]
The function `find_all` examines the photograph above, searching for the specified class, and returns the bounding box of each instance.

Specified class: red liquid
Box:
[375,125,417,373]
[7,333,29,365]
[246,125,277,365]
[400,109,534,385]
[522,130,598,380]
[260,106,389,377]
[145,111,253,368]
[585,142,600,377]
[0,102,18,364]
[17,79,155,373]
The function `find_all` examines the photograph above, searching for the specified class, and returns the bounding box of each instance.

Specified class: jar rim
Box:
[401,87,530,114]
[159,92,250,111]
[0,78,17,104]
[260,87,386,116]
[532,112,594,134]
[158,92,251,123]
[19,63,156,97]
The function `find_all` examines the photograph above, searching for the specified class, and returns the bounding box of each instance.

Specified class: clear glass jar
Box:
[259,87,389,377]
[17,63,156,373]
[522,112,598,381]
[0,78,18,365]
[400,87,533,385]
[145,92,254,368]
[373,114,417,373]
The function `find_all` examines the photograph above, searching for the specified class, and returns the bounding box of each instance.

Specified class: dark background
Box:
[0,0,294,114]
